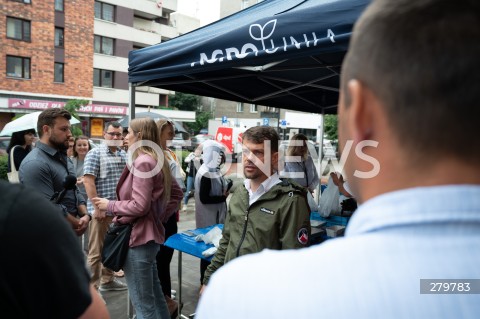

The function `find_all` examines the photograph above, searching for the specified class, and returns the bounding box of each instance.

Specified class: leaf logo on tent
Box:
[250,19,278,51]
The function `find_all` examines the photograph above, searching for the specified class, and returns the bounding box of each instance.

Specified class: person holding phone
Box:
[194,140,229,284]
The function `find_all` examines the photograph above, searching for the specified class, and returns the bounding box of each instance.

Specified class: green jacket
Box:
[203,179,311,285]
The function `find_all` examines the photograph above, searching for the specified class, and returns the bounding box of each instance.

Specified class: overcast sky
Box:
[177,0,220,26]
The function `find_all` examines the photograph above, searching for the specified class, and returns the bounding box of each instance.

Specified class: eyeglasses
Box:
[105,132,123,137]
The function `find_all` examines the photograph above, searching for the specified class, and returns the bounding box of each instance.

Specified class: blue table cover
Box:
[164,224,224,261]
[310,212,351,226]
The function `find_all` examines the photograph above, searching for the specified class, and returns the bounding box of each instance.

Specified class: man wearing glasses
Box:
[84,121,127,295]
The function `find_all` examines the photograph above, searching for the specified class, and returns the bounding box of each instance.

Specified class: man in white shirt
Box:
[199,126,311,293]
[196,0,480,318]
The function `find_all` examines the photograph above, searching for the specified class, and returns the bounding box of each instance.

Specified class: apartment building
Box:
[0,0,199,136]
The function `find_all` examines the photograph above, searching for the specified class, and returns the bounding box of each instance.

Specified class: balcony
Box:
[127,0,177,18]
[133,17,178,40]
[95,19,162,47]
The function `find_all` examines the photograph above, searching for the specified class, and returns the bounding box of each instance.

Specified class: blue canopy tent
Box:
[128,0,369,221]
[128,0,370,115]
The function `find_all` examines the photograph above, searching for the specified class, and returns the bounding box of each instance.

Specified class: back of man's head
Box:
[342,0,480,165]
[37,108,71,138]
[242,126,279,152]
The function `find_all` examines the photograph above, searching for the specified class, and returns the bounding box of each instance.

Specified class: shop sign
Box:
[90,119,104,137]
[8,98,127,115]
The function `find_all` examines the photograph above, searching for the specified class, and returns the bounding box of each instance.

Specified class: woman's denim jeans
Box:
[124,241,169,319]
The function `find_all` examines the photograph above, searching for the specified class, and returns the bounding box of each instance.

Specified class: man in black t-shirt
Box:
[0,181,109,318]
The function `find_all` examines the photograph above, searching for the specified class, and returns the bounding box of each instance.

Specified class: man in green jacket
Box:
[201,126,311,292]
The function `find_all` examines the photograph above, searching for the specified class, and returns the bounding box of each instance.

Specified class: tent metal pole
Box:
[317,110,325,203]
[129,83,136,121]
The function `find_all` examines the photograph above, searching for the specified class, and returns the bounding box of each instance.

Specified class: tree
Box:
[185,111,211,134]
[168,93,200,111]
[324,114,338,141]
[64,99,89,137]
[169,93,207,134]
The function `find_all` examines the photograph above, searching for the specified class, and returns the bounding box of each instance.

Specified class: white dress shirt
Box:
[243,173,281,206]
[197,185,480,319]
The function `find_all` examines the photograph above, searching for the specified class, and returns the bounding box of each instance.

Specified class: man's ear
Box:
[346,79,378,143]
[41,124,51,137]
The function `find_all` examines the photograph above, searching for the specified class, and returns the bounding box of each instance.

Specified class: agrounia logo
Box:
[191,19,336,67]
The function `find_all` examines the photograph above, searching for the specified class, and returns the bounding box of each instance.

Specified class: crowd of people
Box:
[2,0,479,318]
[196,0,480,318]
[1,107,341,318]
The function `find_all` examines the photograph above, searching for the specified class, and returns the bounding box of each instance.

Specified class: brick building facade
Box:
[0,0,93,97]
[0,0,198,137]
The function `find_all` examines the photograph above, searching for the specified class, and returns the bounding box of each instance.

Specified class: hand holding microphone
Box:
[53,175,78,204]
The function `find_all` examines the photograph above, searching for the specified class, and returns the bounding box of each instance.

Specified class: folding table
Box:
[164,224,224,319]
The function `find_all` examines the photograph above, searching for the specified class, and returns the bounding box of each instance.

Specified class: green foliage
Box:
[64,99,88,137]
[168,93,200,111]
[64,99,88,119]
[324,114,338,141]
[0,155,8,181]
[185,111,212,134]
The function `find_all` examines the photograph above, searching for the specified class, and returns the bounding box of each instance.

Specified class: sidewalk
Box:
[104,198,200,318]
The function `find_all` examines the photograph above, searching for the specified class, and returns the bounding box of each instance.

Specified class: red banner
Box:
[8,98,128,115]
[216,127,234,153]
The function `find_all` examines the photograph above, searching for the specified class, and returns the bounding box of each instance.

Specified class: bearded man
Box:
[20,108,90,235]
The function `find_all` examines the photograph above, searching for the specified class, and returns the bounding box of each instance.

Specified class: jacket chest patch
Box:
[259,207,275,215]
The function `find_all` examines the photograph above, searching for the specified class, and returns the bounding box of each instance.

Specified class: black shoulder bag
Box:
[102,222,133,272]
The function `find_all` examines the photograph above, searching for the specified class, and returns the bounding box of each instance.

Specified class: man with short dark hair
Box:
[84,121,127,293]
[200,126,311,294]
[197,0,480,318]
[20,108,90,234]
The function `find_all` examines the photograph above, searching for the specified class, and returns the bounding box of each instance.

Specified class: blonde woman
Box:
[283,133,319,193]
[155,119,185,316]
[93,118,182,319]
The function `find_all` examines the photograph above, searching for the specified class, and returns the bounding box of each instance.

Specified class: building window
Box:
[263,106,277,113]
[6,56,30,79]
[94,35,114,55]
[94,68,114,88]
[95,1,115,22]
[6,17,31,42]
[250,104,258,113]
[236,102,244,113]
[55,28,64,47]
[55,0,64,11]
[54,63,64,83]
